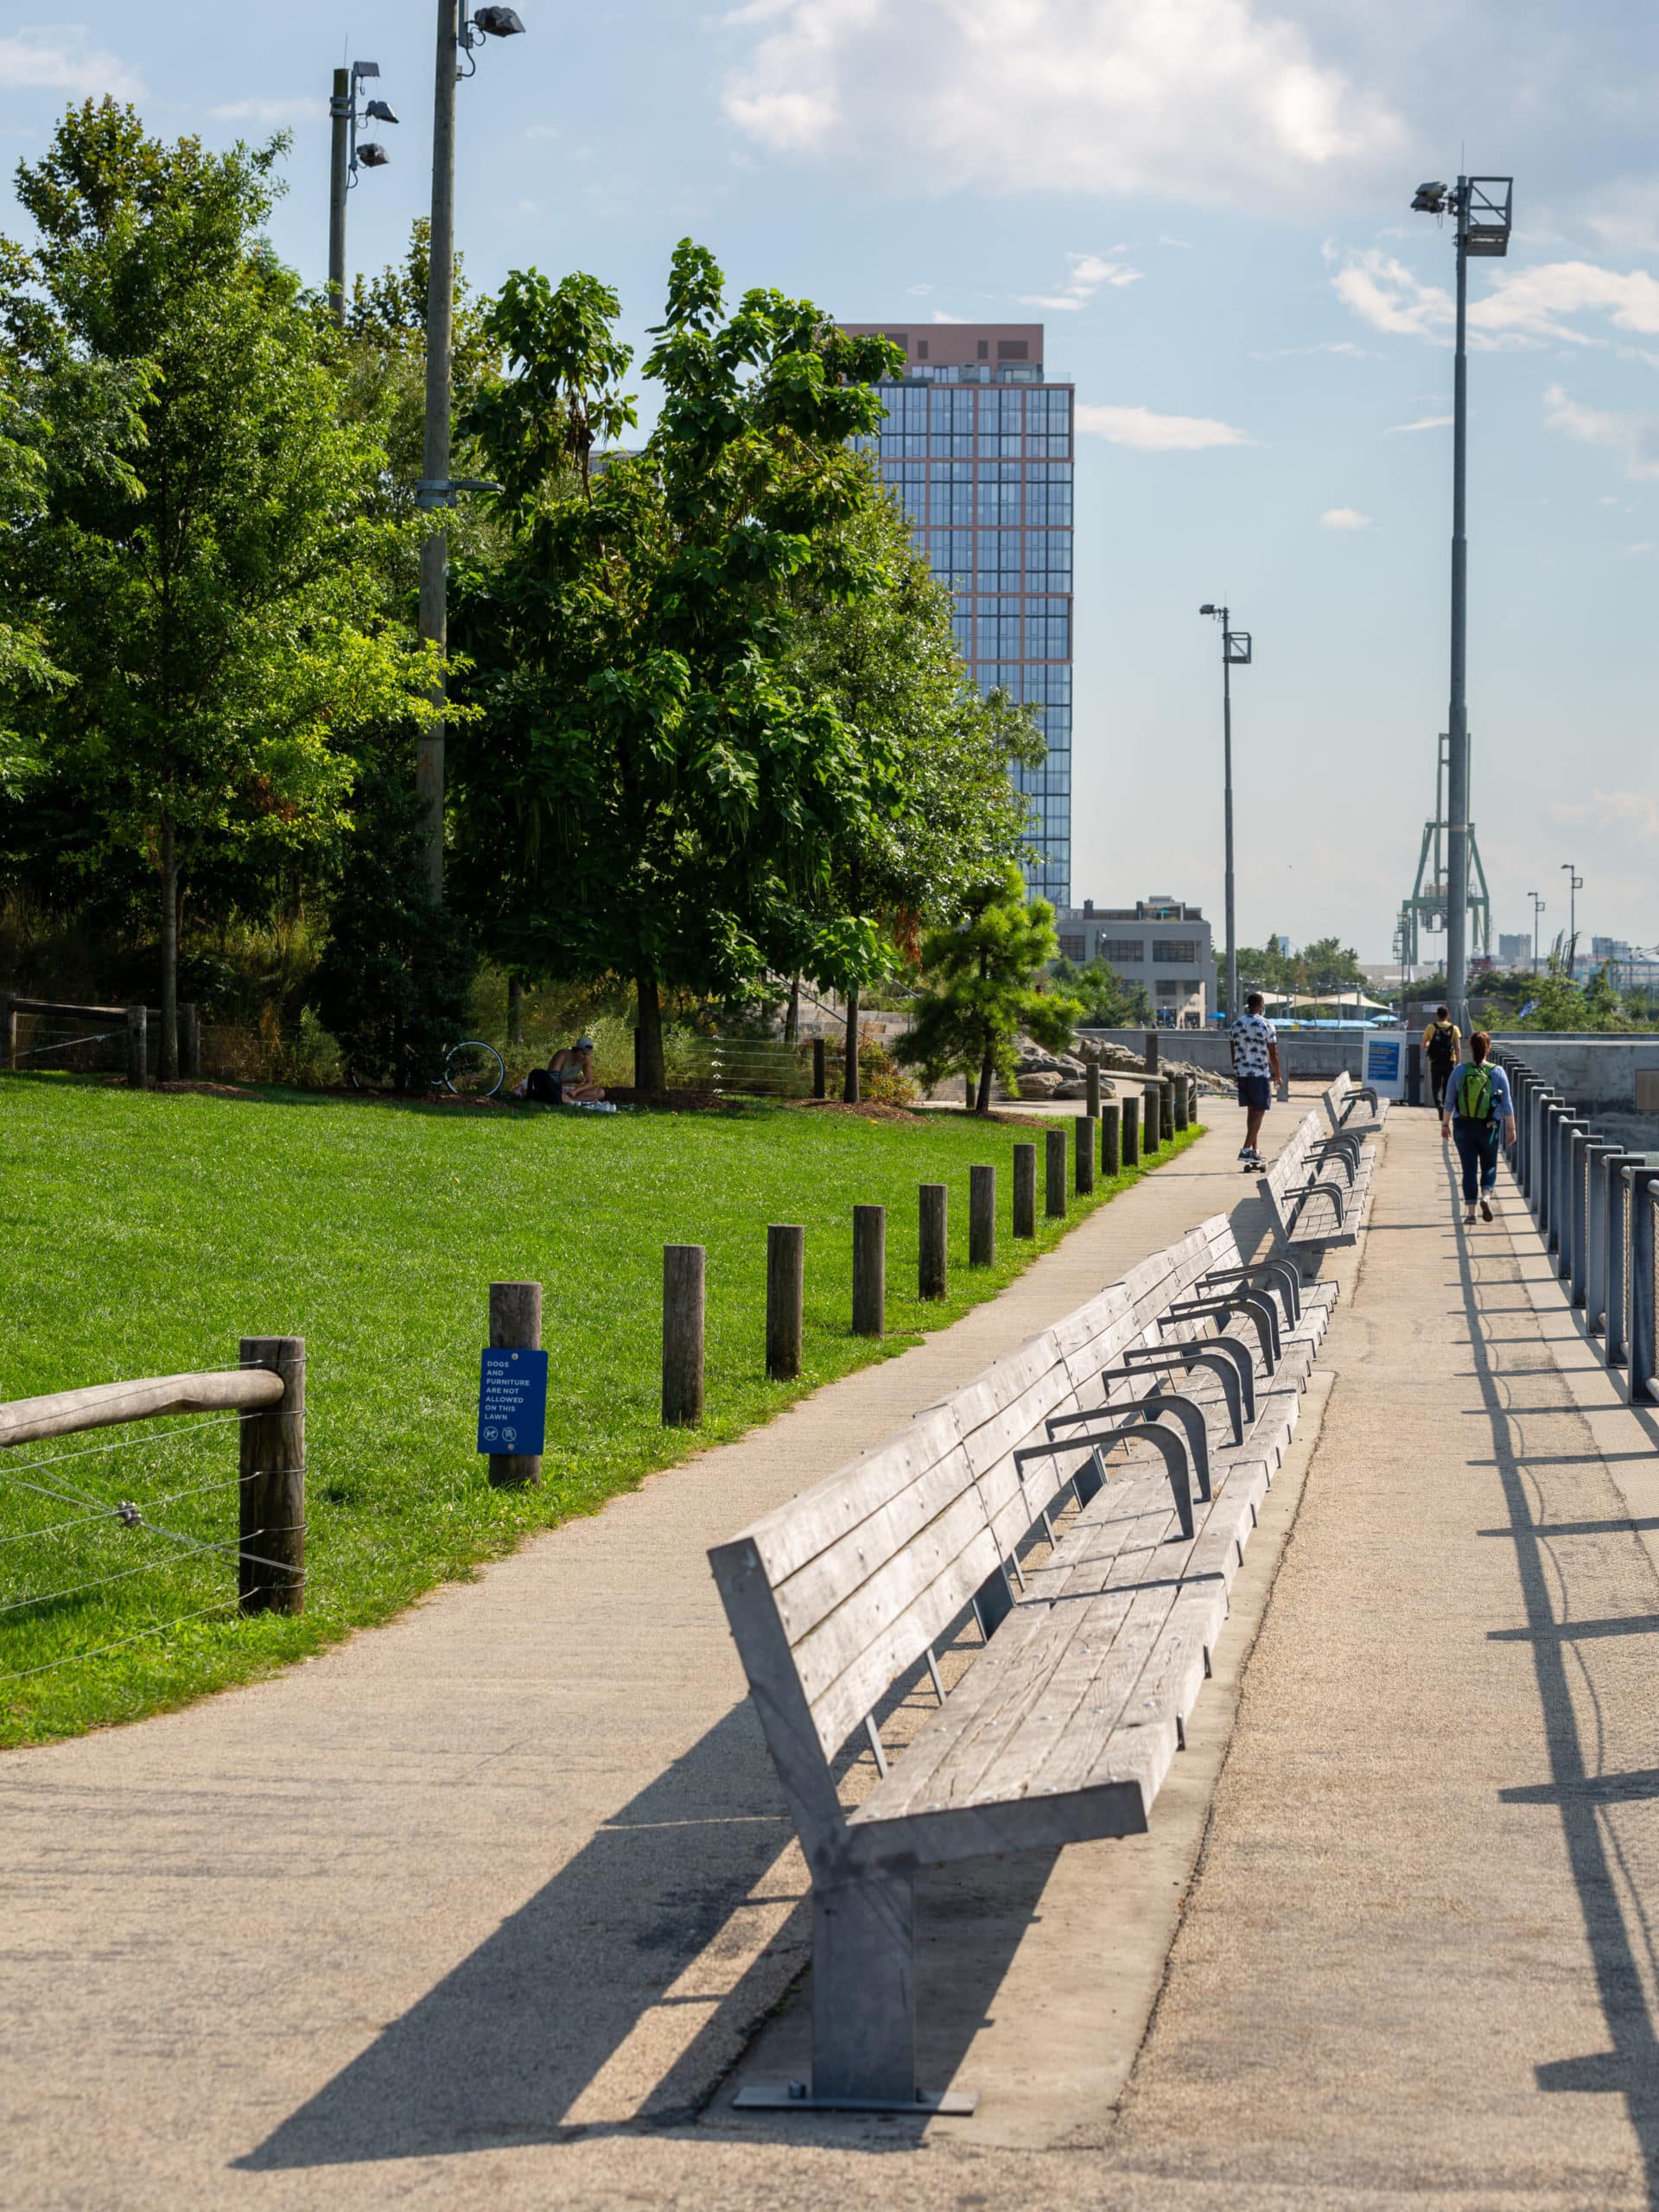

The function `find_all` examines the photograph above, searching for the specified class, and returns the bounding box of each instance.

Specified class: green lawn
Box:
[0,1078,1202,1745]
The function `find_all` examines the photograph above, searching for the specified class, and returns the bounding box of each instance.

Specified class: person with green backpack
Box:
[1440,1030,1516,1224]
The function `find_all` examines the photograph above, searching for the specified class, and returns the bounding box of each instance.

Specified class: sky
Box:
[3,1,1658,963]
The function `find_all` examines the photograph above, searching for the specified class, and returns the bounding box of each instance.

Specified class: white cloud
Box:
[1017,249,1141,311]
[1320,506,1371,530]
[1383,413,1452,433]
[523,122,561,141]
[0,28,141,100]
[1544,384,1659,480]
[1333,245,1659,353]
[1550,789,1659,841]
[1628,541,1654,556]
[930,309,968,323]
[721,0,1402,206]
[210,98,316,126]
[1077,403,1255,451]
[1330,248,1451,340]
[1250,339,1368,360]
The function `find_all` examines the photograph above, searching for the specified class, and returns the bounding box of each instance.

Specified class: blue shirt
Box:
[1444,1060,1514,1121]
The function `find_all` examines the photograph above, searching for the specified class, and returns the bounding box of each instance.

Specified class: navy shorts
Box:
[1236,1075,1271,1111]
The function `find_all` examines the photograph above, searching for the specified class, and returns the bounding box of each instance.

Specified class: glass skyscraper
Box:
[841,320,1074,906]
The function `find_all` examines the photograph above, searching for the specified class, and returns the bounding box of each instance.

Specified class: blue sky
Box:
[4,2,1658,961]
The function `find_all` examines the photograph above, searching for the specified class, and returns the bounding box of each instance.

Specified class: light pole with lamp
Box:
[418,3,527,899]
[327,60,398,327]
[1198,603,1251,1025]
[1409,173,1513,1037]
[1529,890,1545,975]
[1561,863,1583,979]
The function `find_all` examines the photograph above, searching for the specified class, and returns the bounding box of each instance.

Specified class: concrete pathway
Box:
[0,1109,1272,2212]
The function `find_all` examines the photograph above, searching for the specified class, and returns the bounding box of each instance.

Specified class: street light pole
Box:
[327,67,351,325]
[1529,890,1544,975]
[1561,862,1582,979]
[1199,603,1249,1021]
[418,0,459,902]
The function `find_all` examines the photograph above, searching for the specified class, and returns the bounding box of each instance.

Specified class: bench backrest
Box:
[709,1213,1249,1849]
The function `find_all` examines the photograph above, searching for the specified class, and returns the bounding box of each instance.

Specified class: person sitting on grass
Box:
[516,1038,605,1104]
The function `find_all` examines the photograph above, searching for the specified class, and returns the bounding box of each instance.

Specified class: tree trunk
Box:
[159,813,179,1083]
[507,974,524,1046]
[842,982,860,1103]
[636,971,665,1093]
[784,974,800,1045]
[975,1046,995,1114]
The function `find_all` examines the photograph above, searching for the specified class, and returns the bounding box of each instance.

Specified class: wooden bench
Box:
[1259,1107,1376,1260]
[1322,1068,1389,1136]
[709,1212,1332,2114]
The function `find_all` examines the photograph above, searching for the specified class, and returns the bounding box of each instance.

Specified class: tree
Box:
[777,480,1042,1098]
[448,246,905,1090]
[897,867,1083,1112]
[1050,953,1151,1028]
[1,102,439,1075]
[1298,935,1366,996]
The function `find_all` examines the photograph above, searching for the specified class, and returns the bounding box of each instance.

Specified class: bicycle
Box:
[347,1039,506,1100]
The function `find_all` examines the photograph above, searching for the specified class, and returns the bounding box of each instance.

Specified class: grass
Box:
[0,1077,1203,1746]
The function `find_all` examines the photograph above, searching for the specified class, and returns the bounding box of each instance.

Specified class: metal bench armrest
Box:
[1014,1420,1197,1537]
[1163,1288,1281,1371]
[1200,1258,1302,1330]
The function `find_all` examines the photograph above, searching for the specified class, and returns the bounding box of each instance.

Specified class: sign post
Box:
[480,1278,546,1487]
[1361,1031,1408,1103]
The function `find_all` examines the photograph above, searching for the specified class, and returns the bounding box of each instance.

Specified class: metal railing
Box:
[679,1036,813,1098]
[1492,1049,1659,1406]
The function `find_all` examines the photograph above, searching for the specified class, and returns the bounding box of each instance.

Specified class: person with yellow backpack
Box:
[1440,1030,1516,1224]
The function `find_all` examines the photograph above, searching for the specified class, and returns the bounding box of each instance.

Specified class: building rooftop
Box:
[838,321,1058,383]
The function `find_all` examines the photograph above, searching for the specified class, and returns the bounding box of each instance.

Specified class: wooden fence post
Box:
[918,1184,948,1300]
[1076,1114,1096,1195]
[1143,1030,1159,1072]
[125,1004,147,1090]
[1160,1075,1176,1142]
[969,1165,995,1267]
[1085,1060,1100,1118]
[180,1001,200,1080]
[663,1245,705,1426]
[1,993,14,1071]
[1012,1144,1036,1238]
[1101,1101,1122,1179]
[766,1224,805,1380]
[1122,1092,1141,1167]
[1045,1126,1067,1218]
[812,1037,827,1099]
[1143,1082,1161,1155]
[1171,1072,1188,1133]
[488,1280,543,1486]
[853,1205,886,1337]
[238,1334,304,1615]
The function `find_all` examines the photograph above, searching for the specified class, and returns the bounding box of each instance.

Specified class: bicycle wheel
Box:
[444,1040,505,1098]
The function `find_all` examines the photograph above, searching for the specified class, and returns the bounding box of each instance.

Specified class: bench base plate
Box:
[733,2082,979,2116]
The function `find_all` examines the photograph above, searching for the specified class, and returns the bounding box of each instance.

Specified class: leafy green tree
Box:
[898,867,1083,1112]
[1,101,438,1074]
[777,480,1041,1097]
[1515,958,1637,1033]
[1051,953,1151,1028]
[1298,935,1366,996]
[448,246,903,1090]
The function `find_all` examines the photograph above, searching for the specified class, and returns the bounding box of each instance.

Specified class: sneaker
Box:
[1465,1209,1478,1225]
[1236,1146,1253,1162]
[1480,1198,1493,1222]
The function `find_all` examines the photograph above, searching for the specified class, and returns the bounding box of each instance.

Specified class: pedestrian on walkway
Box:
[1230,989,1281,1171]
[1421,1004,1461,1111]
[1441,1030,1516,1224]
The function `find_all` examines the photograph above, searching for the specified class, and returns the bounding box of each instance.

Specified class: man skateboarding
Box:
[1230,990,1281,1171]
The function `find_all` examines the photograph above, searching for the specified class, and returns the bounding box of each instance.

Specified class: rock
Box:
[1015,1071,1064,1098]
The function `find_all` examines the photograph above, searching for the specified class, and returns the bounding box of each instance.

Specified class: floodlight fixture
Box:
[357,142,390,168]
[364,98,398,124]
[1198,601,1216,615]
[472,5,527,35]
[1411,181,1447,213]
[352,58,381,80]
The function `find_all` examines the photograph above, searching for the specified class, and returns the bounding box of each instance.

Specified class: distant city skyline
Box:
[4,3,1657,957]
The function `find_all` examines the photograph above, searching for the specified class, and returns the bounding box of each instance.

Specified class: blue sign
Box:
[1365,1038,1402,1081]
[476,1347,549,1457]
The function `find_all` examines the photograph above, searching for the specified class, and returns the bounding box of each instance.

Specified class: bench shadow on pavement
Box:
[1456,1159,1659,2204]
[237,1696,1052,2167]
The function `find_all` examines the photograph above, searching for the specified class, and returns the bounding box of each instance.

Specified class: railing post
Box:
[1101,1101,1121,1180]
[1556,1118,1584,1274]
[766,1224,805,1380]
[125,1004,147,1090]
[1628,1171,1659,1407]
[239,1334,304,1616]
[969,1165,995,1268]
[1582,1141,1617,1325]
[662,1244,706,1426]
[487,1280,543,1486]
[1569,1129,1592,1304]
[1075,1114,1096,1195]
[1606,1154,1634,1369]
[918,1184,948,1300]
[853,1205,886,1335]
[812,1037,826,1100]
[1012,1146,1036,1239]
[1045,1126,1067,1218]
[1122,1092,1141,1168]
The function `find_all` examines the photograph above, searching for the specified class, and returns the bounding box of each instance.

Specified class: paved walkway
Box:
[10,1103,1659,2210]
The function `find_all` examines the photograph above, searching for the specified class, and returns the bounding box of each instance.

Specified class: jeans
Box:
[1452,1116,1500,1204]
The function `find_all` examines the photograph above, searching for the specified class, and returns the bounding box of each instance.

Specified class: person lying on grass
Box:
[515,1039,605,1104]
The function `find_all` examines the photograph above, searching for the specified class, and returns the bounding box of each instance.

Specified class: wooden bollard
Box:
[662,1244,705,1426]
[1101,1100,1122,1179]
[918,1184,948,1300]
[180,1001,200,1081]
[853,1205,886,1336]
[766,1224,804,1380]
[488,1280,543,1487]
[125,1004,147,1090]
[1122,1092,1141,1167]
[1173,1072,1190,1133]
[1188,1073,1201,1126]
[239,1333,305,1615]
[1160,1074,1176,1142]
[969,1165,995,1267]
[812,1036,827,1099]
[1085,1060,1101,1118]
[1143,1082,1161,1155]
[1046,1126,1067,1218]
[1076,1114,1096,1195]
[1013,1145,1036,1238]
